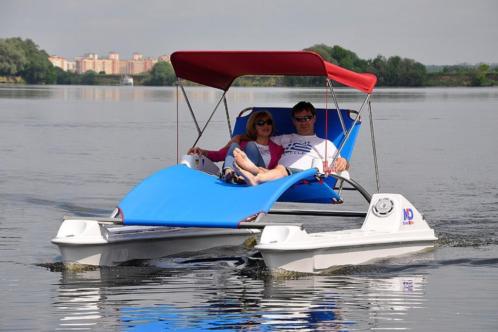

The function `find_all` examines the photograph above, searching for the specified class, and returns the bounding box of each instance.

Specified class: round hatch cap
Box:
[373,197,394,217]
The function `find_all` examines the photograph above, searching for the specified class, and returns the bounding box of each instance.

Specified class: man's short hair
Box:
[292,101,316,117]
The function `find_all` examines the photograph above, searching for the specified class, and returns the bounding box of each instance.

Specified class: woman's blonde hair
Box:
[240,111,274,141]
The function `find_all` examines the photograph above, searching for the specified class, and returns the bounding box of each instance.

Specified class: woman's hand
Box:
[232,135,242,143]
[188,147,206,156]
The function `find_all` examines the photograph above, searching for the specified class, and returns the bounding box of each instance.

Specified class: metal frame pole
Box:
[223,96,232,137]
[327,79,347,135]
[368,100,381,192]
[191,91,227,148]
[179,82,201,136]
[330,94,371,166]
[176,82,179,163]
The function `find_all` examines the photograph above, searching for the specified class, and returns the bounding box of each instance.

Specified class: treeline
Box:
[278,44,428,87]
[425,63,498,87]
[0,37,175,86]
[1,37,497,87]
[236,44,498,88]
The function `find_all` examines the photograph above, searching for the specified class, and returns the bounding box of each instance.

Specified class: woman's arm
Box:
[267,140,284,169]
[203,136,241,162]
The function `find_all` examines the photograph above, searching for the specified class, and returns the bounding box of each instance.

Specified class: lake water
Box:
[0,85,497,331]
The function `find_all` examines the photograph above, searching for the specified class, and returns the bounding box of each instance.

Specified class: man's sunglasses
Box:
[293,115,314,122]
[255,119,273,126]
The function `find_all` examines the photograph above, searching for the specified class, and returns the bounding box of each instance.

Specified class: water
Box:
[1,85,498,331]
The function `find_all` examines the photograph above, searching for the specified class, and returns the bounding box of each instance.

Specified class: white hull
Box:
[256,194,437,274]
[52,219,259,266]
[259,239,434,274]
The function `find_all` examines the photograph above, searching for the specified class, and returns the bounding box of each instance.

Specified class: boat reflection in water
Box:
[257,274,427,331]
[53,261,429,331]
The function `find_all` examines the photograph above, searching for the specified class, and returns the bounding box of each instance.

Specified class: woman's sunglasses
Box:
[255,119,273,126]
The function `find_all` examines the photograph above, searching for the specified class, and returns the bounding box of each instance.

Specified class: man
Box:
[234,101,348,185]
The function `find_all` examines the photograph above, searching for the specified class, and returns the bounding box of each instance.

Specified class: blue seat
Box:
[232,107,362,203]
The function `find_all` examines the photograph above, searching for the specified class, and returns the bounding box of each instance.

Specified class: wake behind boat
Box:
[52,51,437,272]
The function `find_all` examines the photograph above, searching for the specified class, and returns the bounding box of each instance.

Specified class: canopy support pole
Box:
[368,100,381,192]
[223,96,232,137]
[192,91,227,147]
[330,94,371,167]
[179,82,202,136]
[326,79,346,192]
[176,82,179,163]
[327,79,347,135]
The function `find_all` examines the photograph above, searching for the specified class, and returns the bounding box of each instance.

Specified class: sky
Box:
[1,0,497,65]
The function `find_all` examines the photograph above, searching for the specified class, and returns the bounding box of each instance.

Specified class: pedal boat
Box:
[52,51,437,270]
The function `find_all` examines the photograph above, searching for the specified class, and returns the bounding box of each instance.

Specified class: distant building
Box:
[126,53,157,75]
[48,55,76,72]
[76,52,117,74]
[73,52,161,75]
[108,52,121,74]
[132,53,143,61]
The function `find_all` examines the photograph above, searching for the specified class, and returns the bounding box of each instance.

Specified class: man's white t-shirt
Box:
[271,133,340,173]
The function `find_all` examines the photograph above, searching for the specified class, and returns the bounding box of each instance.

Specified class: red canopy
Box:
[171,51,377,93]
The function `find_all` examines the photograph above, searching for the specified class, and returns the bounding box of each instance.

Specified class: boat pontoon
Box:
[53,51,436,271]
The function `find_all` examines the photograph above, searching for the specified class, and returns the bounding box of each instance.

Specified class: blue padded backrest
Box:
[232,107,362,203]
[232,107,361,161]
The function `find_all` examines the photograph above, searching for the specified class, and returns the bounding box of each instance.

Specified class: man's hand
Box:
[333,157,348,172]
[323,157,348,173]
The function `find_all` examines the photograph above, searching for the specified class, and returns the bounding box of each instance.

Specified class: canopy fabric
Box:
[171,51,377,93]
[118,165,318,228]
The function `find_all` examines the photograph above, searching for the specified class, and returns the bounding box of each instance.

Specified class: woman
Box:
[189,111,283,183]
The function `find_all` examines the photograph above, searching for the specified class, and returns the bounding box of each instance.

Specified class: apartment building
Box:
[49,52,166,75]
[48,55,76,72]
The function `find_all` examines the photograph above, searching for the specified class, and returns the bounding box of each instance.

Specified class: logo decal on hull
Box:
[403,208,414,225]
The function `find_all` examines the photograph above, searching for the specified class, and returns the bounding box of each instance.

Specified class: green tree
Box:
[367,55,426,86]
[0,37,56,84]
[306,44,368,72]
[144,61,175,86]
[470,64,490,86]
[0,39,28,75]
[54,67,81,85]
[367,55,388,86]
[305,44,335,62]
[81,70,98,85]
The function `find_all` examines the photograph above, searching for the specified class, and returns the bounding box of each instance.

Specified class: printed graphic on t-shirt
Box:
[284,141,312,154]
